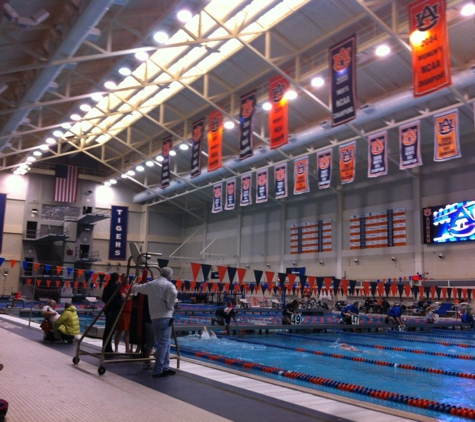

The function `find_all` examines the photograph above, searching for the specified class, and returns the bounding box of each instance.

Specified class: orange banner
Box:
[433,109,460,162]
[293,156,309,194]
[409,0,451,96]
[269,75,289,149]
[207,110,223,172]
[339,142,356,184]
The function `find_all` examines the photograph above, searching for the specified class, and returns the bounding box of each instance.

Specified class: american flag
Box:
[54,165,78,203]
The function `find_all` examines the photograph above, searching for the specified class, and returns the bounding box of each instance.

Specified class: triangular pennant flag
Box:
[201,264,212,281]
[98,273,105,283]
[184,280,191,291]
[157,258,169,268]
[363,281,370,296]
[377,283,384,297]
[56,280,61,288]
[390,283,398,297]
[92,273,98,283]
[10,259,17,268]
[33,262,40,272]
[217,266,228,282]
[250,283,255,294]
[462,288,468,301]
[44,264,51,274]
[237,268,246,284]
[26,278,32,285]
[36,279,42,286]
[227,267,237,283]
[190,263,201,282]
[317,277,324,295]
[287,273,296,289]
[254,270,263,285]
[419,285,425,298]
[65,281,70,289]
[404,284,412,298]
[278,272,287,287]
[442,287,447,301]
[436,286,442,300]
[468,289,472,301]
[341,279,349,296]
[397,283,405,297]
[176,280,183,291]
[332,278,340,296]
[265,271,275,284]
[56,266,63,276]
[384,283,391,297]
[370,281,377,296]
[447,287,452,299]
[430,285,436,300]
[0,257,4,267]
[349,279,357,295]
[77,269,84,278]
[46,280,52,287]
[74,281,79,289]
[300,275,308,289]
[22,261,28,270]
[67,267,73,277]
[190,281,196,291]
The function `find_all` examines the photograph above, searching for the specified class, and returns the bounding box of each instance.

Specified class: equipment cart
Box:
[72,242,180,375]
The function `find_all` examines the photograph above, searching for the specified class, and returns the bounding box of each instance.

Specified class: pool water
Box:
[177,330,475,421]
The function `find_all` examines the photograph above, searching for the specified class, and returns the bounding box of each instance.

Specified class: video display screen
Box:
[286,267,306,276]
[422,200,475,244]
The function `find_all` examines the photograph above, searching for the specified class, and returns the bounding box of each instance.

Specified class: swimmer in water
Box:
[339,343,358,351]
[201,326,217,339]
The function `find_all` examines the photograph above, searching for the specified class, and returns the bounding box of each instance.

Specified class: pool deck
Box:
[0,313,432,422]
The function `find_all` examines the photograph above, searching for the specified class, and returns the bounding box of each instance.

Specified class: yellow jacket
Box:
[54,305,80,336]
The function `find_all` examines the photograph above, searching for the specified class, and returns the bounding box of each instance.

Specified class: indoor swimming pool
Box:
[177,329,475,421]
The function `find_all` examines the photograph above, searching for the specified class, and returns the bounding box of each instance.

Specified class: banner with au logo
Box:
[212,183,223,213]
[256,169,268,203]
[207,110,223,172]
[317,149,332,189]
[269,75,289,149]
[399,121,422,169]
[161,136,172,188]
[294,156,309,195]
[329,34,357,126]
[190,118,204,178]
[409,0,451,97]
[240,173,252,206]
[434,109,460,162]
[239,90,256,160]
[339,142,356,184]
[274,163,287,199]
[225,179,236,211]
[368,131,388,178]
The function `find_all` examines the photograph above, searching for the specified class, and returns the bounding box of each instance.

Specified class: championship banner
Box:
[274,163,288,199]
[212,183,223,213]
[269,75,289,149]
[294,156,309,195]
[399,120,423,169]
[190,118,204,178]
[161,136,172,188]
[339,142,356,184]
[208,110,223,172]
[225,179,236,211]
[109,206,128,260]
[329,34,357,126]
[434,109,460,162]
[317,149,332,189]
[240,173,252,206]
[0,194,6,253]
[409,0,451,97]
[239,90,256,160]
[367,131,388,178]
[256,169,268,203]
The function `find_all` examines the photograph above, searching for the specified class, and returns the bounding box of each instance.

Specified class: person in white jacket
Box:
[133,267,177,378]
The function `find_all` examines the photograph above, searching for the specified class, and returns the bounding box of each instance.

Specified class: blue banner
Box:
[0,194,6,253]
[109,206,128,260]
[329,34,357,126]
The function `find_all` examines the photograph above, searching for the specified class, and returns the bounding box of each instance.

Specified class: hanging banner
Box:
[256,169,268,203]
[108,206,128,260]
[0,194,6,253]
[239,90,256,160]
[212,183,223,214]
[208,110,223,172]
[329,34,357,126]
[399,120,423,169]
[317,149,332,189]
[225,179,236,211]
[240,173,252,206]
[269,75,289,149]
[339,141,356,184]
[434,109,460,162]
[190,118,204,178]
[368,131,388,178]
[274,163,288,199]
[409,0,451,97]
[294,156,309,195]
[161,136,172,188]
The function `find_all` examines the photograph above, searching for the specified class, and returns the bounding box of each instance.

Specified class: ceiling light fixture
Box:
[70,114,81,121]
[156,155,164,162]
[135,51,149,61]
[127,170,135,176]
[136,165,145,172]
[53,130,63,137]
[262,101,272,111]
[177,9,192,22]
[119,67,132,76]
[61,122,72,129]
[109,179,117,184]
[91,93,103,102]
[375,44,390,57]
[179,143,189,151]
[169,150,176,156]
[26,156,36,162]
[224,121,235,129]
[104,81,117,90]
[39,144,49,151]
[33,151,42,156]
[104,181,111,187]
[80,104,92,112]
[311,76,324,87]
[45,137,56,144]
[153,31,169,44]
[284,89,298,100]
[461,3,475,16]
[145,160,154,167]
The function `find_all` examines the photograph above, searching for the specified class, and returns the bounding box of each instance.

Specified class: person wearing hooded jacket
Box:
[52,303,80,343]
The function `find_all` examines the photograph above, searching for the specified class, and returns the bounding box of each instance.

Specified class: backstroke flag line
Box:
[54,165,78,203]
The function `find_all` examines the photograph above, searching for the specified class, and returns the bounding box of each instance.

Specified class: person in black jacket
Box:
[101,272,123,356]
